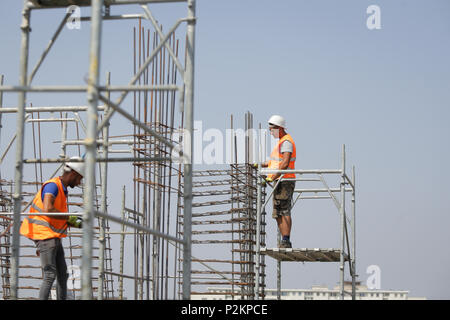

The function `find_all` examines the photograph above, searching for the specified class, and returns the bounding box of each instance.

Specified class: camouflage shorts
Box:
[272,181,295,219]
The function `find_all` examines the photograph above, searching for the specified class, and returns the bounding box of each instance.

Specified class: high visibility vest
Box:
[268,133,296,180]
[20,177,69,240]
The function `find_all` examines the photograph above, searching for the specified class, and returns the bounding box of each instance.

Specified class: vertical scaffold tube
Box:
[182,0,196,300]
[339,144,346,300]
[82,0,103,300]
[98,72,111,300]
[0,75,4,144]
[11,1,31,300]
[351,165,356,300]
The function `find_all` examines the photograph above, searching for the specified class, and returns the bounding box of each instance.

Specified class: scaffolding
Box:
[0,1,357,301]
[0,0,196,300]
[256,145,357,300]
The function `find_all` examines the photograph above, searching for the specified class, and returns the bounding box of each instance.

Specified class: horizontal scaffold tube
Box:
[0,84,180,92]
[28,0,188,9]
[260,169,342,174]
[94,211,184,245]
[0,106,106,113]
[22,157,174,163]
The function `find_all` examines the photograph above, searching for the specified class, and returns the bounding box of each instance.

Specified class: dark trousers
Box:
[34,238,68,300]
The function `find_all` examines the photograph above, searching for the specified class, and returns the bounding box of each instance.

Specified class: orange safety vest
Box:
[20,177,69,240]
[268,133,296,180]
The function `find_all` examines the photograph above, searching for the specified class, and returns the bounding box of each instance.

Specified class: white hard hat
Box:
[268,115,286,129]
[64,157,85,177]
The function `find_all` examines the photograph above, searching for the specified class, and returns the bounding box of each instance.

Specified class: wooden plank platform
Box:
[260,248,348,262]
[30,0,92,7]
[29,0,186,8]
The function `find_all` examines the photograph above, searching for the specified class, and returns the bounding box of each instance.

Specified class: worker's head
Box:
[268,115,286,138]
[63,157,84,188]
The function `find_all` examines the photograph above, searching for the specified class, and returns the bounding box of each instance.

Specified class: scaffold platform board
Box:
[30,0,92,6]
[260,247,348,262]
[29,0,186,8]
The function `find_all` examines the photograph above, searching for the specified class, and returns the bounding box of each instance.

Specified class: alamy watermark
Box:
[66,5,81,30]
[366,5,381,30]
[169,120,279,165]
[67,264,81,290]
[66,5,382,31]
[366,264,381,290]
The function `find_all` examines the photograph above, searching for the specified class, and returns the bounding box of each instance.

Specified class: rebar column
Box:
[119,186,126,300]
[255,122,264,299]
[98,72,111,300]
[255,163,262,299]
[182,0,196,300]
[11,1,31,300]
[82,0,103,300]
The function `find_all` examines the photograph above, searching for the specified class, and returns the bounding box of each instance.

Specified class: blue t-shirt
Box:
[41,181,68,201]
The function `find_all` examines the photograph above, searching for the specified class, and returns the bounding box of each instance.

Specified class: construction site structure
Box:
[0,0,196,300]
[180,113,267,300]
[0,1,357,301]
[256,144,357,300]
[0,3,268,299]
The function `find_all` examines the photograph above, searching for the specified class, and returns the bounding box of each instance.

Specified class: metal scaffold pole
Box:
[0,75,4,142]
[351,165,356,300]
[339,144,346,300]
[10,0,31,300]
[182,0,196,300]
[82,0,103,300]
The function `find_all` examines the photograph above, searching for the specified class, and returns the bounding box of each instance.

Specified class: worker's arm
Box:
[252,161,269,168]
[42,194,70,220]
[270,152,291,181]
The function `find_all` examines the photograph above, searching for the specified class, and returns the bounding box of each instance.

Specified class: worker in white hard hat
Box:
[257,115,296,248]
[20,156,85,300]
[63,157,85,187]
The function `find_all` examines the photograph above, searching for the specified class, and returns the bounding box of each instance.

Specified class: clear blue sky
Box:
[1,0,449,299]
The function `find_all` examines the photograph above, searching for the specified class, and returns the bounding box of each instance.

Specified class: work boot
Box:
[279,239,292,248]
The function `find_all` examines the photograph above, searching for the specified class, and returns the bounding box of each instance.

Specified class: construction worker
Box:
[20,157,84,300]
[258,115,296,248]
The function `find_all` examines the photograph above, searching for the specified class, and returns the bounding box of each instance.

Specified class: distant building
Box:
[193,282,426,300]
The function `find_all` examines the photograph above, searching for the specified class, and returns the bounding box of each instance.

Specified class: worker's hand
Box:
[261,176,273,187]
[68,215,83,228]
